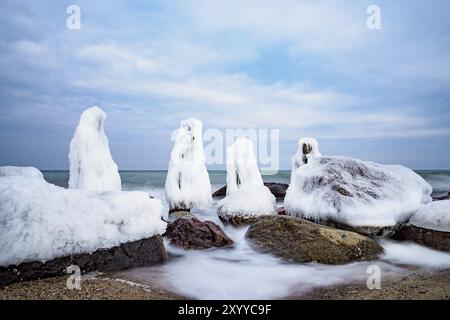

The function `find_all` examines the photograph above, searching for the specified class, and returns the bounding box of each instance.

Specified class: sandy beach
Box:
[1,270,449,300]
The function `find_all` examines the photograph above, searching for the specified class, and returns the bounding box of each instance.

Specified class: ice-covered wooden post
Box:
[68,106,121,191]
[291,137,321,173]
[217,138,276,224]
[165,119,212,214]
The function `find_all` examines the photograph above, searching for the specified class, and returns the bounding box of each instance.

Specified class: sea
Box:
[41,170,450,299]
[43,170,450,198]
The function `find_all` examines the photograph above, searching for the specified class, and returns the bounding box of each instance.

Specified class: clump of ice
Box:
[0,166,43,179]
[408,200,450,232]
[69,106,121,191]
[292,137,321,170]
[0,167,166,267]
[218,138,276,219]
[165,119,211,210]
[285,155,432,227]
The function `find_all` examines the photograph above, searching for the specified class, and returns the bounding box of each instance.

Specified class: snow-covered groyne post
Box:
[291,137,321,179]
[165,119,212,213]
[68,106,121,191]
[217,138,276,224]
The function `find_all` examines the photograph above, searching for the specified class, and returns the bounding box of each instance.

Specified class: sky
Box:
[0,0,449,170]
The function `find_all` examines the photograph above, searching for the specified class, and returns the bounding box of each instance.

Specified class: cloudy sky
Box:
[1,0,449,170]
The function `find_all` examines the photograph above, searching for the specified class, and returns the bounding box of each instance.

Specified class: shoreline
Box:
[1,269,449,300]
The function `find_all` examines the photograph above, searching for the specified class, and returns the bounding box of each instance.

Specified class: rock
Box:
[212,182,289,200]
[165,217,234,249]
[277,207,287,215]
[433,192,450,201]
[0,235,167,288]
[168,210,193,221]
[285,157,432,235]
[245,215,383,264]
[212,186,227,198]
[312,219,396,237]
[169,208,191,215]
[265,183,289,200]
[219,215,259,226]
[392,225,450,253]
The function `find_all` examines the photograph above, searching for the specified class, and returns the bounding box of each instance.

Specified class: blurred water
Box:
[43,169,450,197]
[42,169,450,299]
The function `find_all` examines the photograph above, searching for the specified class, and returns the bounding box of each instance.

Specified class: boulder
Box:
[0,235,167,288]
[285,156,432,237]
[391,199,450,252]
[168,210,193,221]
[219,215,259,226]
[392,225,450,253]
[245,215,383,264]
[212,182,289,200]
[165,217,234,249]
[433,192,450,201]
[169,208,191,215]
[311,219,396,237]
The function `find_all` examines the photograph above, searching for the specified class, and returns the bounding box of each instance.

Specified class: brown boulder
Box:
[0,235,168,288]
[166,217,234,249]
[433,192,450,201]
[245,215,383,264]
[392,225,450,253]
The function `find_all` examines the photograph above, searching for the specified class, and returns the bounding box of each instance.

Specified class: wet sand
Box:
[0,274,185,300]
[1,270,449,300]
[296,270,450,300]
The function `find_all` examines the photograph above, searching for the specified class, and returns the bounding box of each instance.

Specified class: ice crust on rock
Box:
[0,167,166,267]
[218,138,276,220]
[165,119,212,210]
[0,166,44,179]
[69,106,121,192]
[285,156,432,227]
[409,200,450,232]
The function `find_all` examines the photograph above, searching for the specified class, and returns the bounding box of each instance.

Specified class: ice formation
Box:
[218,138,276,220]
[0,167,166,267]
[165,119,211,210]
[285,156,432,227]
[68,106,121,191]
[408,200,450,232]
[291,138,321,179]
[0,166,43,179]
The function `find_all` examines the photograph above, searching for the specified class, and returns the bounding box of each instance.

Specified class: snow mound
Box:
[165,119,211,210]
[0,166,43,179]
[69,106,121,191]
[0,168,166,267]
[408,200,450,232]
[218,138,276,219]
[285,156,432,227]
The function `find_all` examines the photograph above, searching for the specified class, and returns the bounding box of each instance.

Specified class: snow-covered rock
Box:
[392,200,450,252]
[165,119,211,211]
[0,167,166,267]
[409,200,450,232]
[69,106,121,191]
[218,138,276,224]
[0,166,43,179]
[285,156,432,230]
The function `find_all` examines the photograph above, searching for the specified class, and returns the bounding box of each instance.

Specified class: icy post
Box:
[291,137,321,179]
[165,119,212,212]
[68,106,121,191]
[217,138,276,221]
